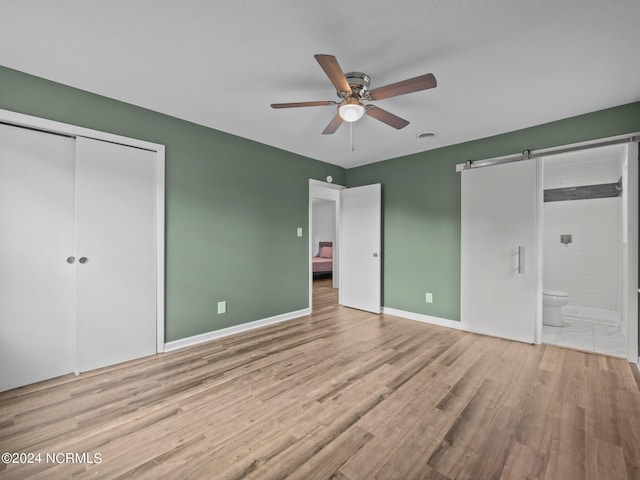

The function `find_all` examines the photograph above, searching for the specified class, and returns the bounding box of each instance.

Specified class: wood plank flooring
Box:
[1,278,640,479]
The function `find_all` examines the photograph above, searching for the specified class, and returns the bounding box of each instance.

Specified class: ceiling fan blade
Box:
[369,73,437,101]
[271,101,336,109]
[365,105,410,129]
[322,112,344,135]
[314,54,352,94]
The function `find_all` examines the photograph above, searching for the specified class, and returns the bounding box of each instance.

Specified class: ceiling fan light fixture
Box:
[338,98,365,122]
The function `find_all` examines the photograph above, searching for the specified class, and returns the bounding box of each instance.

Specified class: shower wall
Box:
[543,197,621,310]
[543,150,623,315]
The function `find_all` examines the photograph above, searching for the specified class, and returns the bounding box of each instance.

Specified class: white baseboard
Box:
[383,307,542,345]
[382,307,465,331]
[163,308,311,352]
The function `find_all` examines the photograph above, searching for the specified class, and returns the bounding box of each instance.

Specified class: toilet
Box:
[542,289,570,326]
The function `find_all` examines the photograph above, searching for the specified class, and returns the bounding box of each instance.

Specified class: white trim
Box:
[309,178,345,191]
[164,308,311,352]
[383,307,544,343]
[156,148,166,353]
[625,142,638,363]
[308,189,312,309]
[382,307,466,331]
[0,108,166,354]
[0,108,164,151]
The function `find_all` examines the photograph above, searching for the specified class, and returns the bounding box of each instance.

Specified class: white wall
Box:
[544,147,622,188]
[543,146,623,313]
[312,199,335,256]
[543,197,621,310]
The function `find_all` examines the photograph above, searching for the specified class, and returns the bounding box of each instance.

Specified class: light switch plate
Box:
[297,227,303,237]
[217,301,226,314]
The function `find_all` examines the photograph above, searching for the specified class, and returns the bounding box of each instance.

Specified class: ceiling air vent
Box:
[417,132,436,139]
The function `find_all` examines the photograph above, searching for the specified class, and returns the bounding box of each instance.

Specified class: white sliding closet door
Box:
[75,138,157,372]
[0,124,76,391]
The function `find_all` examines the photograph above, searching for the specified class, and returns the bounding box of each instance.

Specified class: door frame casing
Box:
[0,108,166,353]
[309,179,344,309]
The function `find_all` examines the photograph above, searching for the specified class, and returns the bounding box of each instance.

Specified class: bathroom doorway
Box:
[540,143,635,358]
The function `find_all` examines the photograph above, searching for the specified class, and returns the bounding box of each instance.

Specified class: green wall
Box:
[3,64,638,335]
[347,102,640,321]
[0,66,346,342]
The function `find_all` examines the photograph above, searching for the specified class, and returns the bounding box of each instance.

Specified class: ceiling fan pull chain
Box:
[350,122,355,162]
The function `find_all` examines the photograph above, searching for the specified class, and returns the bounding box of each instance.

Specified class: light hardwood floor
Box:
[1,278,640,479]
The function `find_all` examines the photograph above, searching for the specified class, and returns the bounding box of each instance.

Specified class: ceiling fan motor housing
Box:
[340,72,371,100]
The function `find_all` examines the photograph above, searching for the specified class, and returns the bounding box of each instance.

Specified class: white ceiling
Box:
[1,1,639,168]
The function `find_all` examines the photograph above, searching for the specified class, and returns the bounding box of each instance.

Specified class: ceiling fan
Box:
[271,54,437,135]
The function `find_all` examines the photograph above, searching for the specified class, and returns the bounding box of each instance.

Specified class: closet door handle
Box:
[66,256,76,264]
[517,246,524,275]
[79,257,89,264]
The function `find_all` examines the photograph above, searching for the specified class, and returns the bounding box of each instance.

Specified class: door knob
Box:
[66,256,75,264]
[79,257,89,264]
[372,252,379,257]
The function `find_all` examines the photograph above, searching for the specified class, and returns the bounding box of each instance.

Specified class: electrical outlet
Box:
[217,301,227,314]
[297,227,303,237]
[425,292,433,304]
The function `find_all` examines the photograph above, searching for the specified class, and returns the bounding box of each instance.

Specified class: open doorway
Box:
[309,180,343,310]
[460,137,637,362]
[311,198,337,310]
[311,199,335,280]
[540,143,635,358]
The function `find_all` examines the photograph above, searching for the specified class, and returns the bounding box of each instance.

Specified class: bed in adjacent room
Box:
[312,241,333,278]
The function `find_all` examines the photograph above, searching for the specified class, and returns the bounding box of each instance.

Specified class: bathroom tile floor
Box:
[542,319,627,357]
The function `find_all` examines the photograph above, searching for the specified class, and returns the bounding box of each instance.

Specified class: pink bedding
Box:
[312,256,333,273]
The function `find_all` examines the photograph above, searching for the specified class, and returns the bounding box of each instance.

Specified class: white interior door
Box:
[0,124,76,391]
[340,184,381,313]
[461,160,537,343]
[75,137,157,372]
